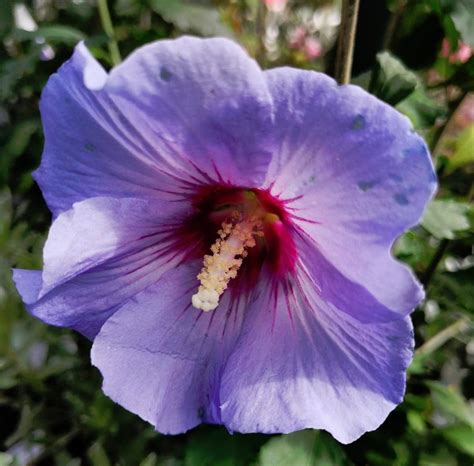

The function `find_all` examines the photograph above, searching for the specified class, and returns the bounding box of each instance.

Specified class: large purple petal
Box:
[106,36,273,188]
[91,262,247,433]
[220,269,414,444]
[264,68,436,315]
[37,38,273,216]
[13,197,191,338]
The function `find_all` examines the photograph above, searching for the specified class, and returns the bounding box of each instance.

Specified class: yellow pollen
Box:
[264,213,280,223]
[192,212,262,312]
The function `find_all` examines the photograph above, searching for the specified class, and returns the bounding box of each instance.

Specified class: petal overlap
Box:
[91,262,248,433]
[14,197,192,338]
[219,269,414,444]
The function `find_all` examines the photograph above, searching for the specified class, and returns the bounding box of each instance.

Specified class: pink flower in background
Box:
[441,39,473,64]
[264,0,287,13]
[289,27,322,60]
[303,37,322,60]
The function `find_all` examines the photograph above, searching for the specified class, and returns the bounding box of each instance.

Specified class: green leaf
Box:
[396,88,447,130]
[139,453,158,466]
[36,25,85,43]
[370,52,419,105]
[0,0,13,37]
[0,453,15,466]
[12,25,86,44]
[428,381,474,427]
[407,411,427,434]
[258,430,350,466]
[421,200,471,239]
[438,424,474,456]
[148,0,233,37]
[450,0,474,46]
[87,443,111,466]
[184,428,264,466]
[449,124,474,170]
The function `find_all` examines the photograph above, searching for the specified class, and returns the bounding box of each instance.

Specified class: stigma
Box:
[192,211,263,312]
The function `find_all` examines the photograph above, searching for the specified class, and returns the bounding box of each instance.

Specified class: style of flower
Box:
[13,37,437,444]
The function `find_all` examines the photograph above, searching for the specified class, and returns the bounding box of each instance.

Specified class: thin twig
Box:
[421,238,449,288]
[383,1,406,50]
[255,0,266,64]
[416,317,471,356]
[97,0,121,66]
[334,0,360,85]
[432,91,469,157]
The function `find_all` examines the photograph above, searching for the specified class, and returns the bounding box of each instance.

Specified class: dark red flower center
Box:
[183,185,297,311]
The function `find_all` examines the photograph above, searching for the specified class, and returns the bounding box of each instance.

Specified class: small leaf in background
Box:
[450,0,474,47]
[438,423,474,456]
[35,25,86,44]
[258,430,350,466]
[184,428,264,466]
[396,88,447,130]
[421,199,471,239]
[448,124,474,170]
[148,0,233,37]
[438,424,474,457]
[87,442,111,466]
[139,453,158,466]
[369,52,419,105]
[0,119,39,185]
[0,0,13,37]
[428,381,474,428]
[0,453,15,466]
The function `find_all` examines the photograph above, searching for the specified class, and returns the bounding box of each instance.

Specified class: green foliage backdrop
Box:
[0,0,473,464]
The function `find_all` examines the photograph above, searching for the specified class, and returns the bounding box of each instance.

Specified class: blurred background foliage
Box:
[0,0,473,464]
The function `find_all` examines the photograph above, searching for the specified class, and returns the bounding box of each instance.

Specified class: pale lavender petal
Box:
[36,43,171,216]
[294,232,401,323]
[91,262,247,433]
[106,36,274,188]
[220,269,414,444]
[13,269,42,305]
[14,197,191,339]
[264,68,436,316]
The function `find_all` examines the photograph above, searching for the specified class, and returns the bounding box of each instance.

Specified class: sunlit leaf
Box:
[370,52,419,105]
[258,430,350,466]
[87,443,111,466]
[428,381,474,428]
[449,124,474,170]
[421,199,471,239]
[450,0,474,46]
[396,88,446,129]
[438,423,474,456]
[148,0,232,37]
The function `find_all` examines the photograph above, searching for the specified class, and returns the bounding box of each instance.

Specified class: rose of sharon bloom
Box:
[13,37,437,444]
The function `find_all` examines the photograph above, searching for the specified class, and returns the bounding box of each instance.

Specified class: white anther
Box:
[192,215,261,312]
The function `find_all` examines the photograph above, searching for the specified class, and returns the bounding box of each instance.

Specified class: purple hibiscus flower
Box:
[13,36,436,443]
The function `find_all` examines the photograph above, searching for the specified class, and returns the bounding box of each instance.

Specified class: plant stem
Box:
[416,317,471,356]
[97,0,121,66]
[255,0,266,64]
[383,1,406,50]
[421,238,449,288]
[334,0,360,85]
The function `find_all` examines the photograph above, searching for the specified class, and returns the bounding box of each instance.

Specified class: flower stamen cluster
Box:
[192,211,263,312]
